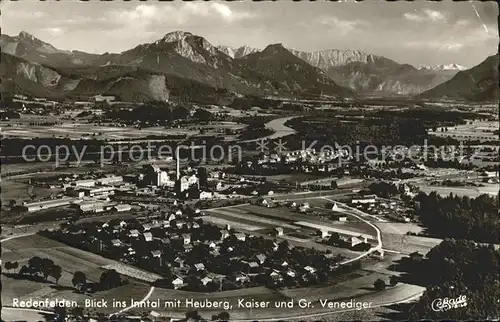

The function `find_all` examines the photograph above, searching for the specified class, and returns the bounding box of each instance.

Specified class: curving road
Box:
[322,197,383,264]
[112,286,156,316]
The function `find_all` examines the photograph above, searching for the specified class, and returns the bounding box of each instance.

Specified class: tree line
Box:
[414,191,500,243]
[406,240,500,320]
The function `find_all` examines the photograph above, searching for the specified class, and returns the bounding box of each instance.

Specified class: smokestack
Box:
[176,151,180,181]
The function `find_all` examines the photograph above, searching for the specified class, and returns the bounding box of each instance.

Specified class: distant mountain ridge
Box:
[1,31,352,101]
[420,54,499,102]
[216,45,259,59]
[418,64,467,71]
[234,43,354,98]
[217,44,463,96]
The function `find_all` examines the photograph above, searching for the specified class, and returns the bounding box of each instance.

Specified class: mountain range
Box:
[418,64,467,71]
[217,45,468,96]
[1,31,497,102]
[420,54,499,102]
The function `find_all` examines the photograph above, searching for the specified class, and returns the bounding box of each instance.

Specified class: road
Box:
[322,198,383,264]
[112,286,156,316]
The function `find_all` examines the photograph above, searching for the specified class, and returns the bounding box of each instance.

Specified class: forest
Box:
[414,191,500,243]
[406,240,500,320]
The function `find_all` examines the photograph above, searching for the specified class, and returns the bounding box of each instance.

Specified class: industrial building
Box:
[75,179,96,187]
[21,198,75,213]
[113,204,132,212]
[96,176,123,186]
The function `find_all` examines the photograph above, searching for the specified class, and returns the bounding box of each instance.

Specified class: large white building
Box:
[351,194,377,204]
[22,197,75,213]
[96,176,123,186]
[179,174,199,192]
[145,164,175,187]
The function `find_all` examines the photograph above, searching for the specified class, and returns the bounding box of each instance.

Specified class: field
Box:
[381,233,442,255]
[428,120,499,142]
[1,234,151,315]
[264,173,329,183]
[1,178,56,205]
[205,203,376,238]
[1,116,198,140]
[417,183,499,197]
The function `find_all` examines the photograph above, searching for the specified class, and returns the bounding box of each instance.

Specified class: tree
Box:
[389,275,398,286]
[330,180,338,189]
[54,306,67,322]
[192,109,214,122]
[4,261,13,273]
[99,269,122,290]
[328,232,341,245]
[11,261,19,273]
[185,310,202,321]
[19,265,31,276]
[51,265,62,284]
[374,278,386,291]
[72,271,87,292]
[70,306,84,318]
[28,256,43,276]
[217,311,230,321]
[41,258,55,280]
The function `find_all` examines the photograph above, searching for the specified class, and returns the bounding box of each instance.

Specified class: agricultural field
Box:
[428,120,499,142]
[1,234,151,314]
[417,183,499,197]
[205,202,376,238]
[381,233,442,255]
[1,121,198,140]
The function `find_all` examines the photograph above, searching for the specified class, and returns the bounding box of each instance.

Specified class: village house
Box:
[200,276,213,286]
[272,227,284,237]
[350,235,369,247]
[235,273,249,283]
[129,229,140,238]
[248,261,260,272]
[182,234,191,245]
[194,263,205,271]
[256,254,267,265]
[151,250,162,258]
[174,257,185,268]
[234,233,246,241]
[172,277,184,290]
[143,232,153,242]
[199,191,214,200]
[318,230,330,239]
[111,239,121,247]
[337,215,348,222]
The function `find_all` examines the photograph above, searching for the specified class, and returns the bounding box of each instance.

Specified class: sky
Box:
[1,0,498,68]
